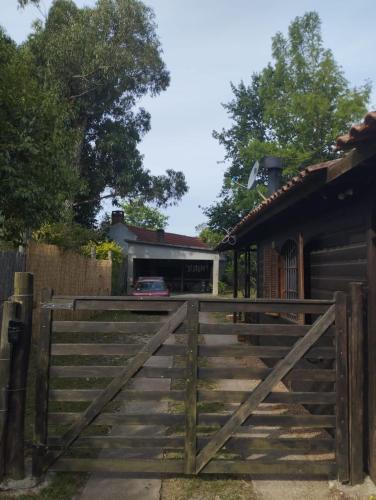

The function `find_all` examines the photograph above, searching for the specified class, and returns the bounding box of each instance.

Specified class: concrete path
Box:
[80,355,172,500]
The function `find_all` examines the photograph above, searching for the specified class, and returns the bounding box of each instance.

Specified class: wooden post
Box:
[33,288,53,478]
[233,250,238,323]
[90,247,96,259]
[349,283,365,485]
[366,205,376,482]
[0,301,16,478]
[184,300,199,474]
[335,290,350,483]
[6,272,33,479]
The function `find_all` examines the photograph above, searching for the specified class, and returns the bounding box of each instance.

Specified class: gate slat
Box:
[50,458,336,477]
[49,389,336,404]
[50,343,335,359]
[195,304,336,473]
[49,365,336,381]
[44,302,188,472]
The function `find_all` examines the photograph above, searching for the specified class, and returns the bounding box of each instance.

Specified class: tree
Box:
[122,200,168,230]
[195,224,223,249]
[27,0,188,226]
[0,29,78,243]
[205,12,370,232]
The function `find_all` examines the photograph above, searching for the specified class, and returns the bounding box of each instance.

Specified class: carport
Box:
[108,211,220,294]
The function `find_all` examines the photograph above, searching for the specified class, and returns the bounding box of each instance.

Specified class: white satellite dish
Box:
[247,160,260,189]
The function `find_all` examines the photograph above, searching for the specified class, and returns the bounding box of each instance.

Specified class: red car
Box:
[131,277,170,297]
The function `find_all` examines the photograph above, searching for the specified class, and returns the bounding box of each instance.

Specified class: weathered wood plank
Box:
[50,365,336,381]
[195,304,336,473]
[349,283,364,485]
[184,300,198,474]
[48,412,336,428]
[49,389,336,405]
[33,288,53,478]
[45,302,188,471]
[200,301,331,314]
[50,343,335,359]
[50,458,336,477]
[335,291,350,483]
[47,435,335,452]
[52,321,168,334]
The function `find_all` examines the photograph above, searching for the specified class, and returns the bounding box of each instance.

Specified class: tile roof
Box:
[336,111,376,150]
[218,110,376,250]
[220,160,333,245]
[127,225,209,250]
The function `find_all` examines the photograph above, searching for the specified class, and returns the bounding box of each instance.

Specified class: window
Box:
[280,240,298,300]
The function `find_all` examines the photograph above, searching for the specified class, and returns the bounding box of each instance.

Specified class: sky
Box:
[2,0,376,235]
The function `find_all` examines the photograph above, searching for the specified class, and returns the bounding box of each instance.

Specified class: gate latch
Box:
[8,320,24,345]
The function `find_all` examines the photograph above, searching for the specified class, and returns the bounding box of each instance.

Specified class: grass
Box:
[161,476,257,500]
[0,473,87,500]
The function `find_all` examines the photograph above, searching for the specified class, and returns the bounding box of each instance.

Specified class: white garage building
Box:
[109,211,220,295]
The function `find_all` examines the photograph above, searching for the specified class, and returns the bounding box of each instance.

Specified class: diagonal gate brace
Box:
[44,301,188,471]
[195,304,336,473]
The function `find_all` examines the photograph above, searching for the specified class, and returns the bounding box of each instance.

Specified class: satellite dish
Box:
[247,160,260,189]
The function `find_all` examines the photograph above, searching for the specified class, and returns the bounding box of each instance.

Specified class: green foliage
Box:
[122,200,169,230]
[0,30,78,243]
[32,222,97,250]
[206,11,370,232]
[195,224,223,249]
[33,221,122,262]
[27,0,188,226]
[81,240,123,263]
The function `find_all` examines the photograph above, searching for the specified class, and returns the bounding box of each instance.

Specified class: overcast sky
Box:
[2,0,376,235]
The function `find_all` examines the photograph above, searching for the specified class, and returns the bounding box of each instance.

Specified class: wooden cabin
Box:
[218,111,376,482]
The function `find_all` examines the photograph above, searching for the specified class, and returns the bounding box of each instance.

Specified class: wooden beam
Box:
[33,288,53,477]
[335,291,350,483]
[367,200,376,482]
[195,304,336,473]
[349,283,365,485]
[6,272,33,480]
[0,301,16,478]
[184,300,198,474]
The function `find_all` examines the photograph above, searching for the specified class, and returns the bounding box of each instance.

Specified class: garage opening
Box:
[133,259,213,293]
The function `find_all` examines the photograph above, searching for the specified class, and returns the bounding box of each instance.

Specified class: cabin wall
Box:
[256,197,368,301]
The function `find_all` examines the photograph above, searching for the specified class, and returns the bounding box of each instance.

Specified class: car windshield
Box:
[136,281,166,291]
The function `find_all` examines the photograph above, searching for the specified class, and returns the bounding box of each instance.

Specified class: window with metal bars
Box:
[280,239,298,301]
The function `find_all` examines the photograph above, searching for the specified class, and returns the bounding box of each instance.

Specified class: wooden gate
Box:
[33,292,350,480]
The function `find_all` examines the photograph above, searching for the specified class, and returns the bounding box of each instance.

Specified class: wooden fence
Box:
[30,293,364,483]
[25,242,112,330]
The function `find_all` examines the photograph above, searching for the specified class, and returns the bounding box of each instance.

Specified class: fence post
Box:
[0,301,17,479]
[335,290,350,483]
[33,288,53,478]
[6,272,33,479]
[348,283,365,485]
[184,299,199,474]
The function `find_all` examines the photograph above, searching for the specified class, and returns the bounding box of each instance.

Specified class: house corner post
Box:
[348,282,365,485]
[335,290,350,484]
[6,272,34,480]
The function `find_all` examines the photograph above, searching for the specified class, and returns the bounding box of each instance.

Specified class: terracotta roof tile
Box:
[336,111,376,150]
[127,226,209,249]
